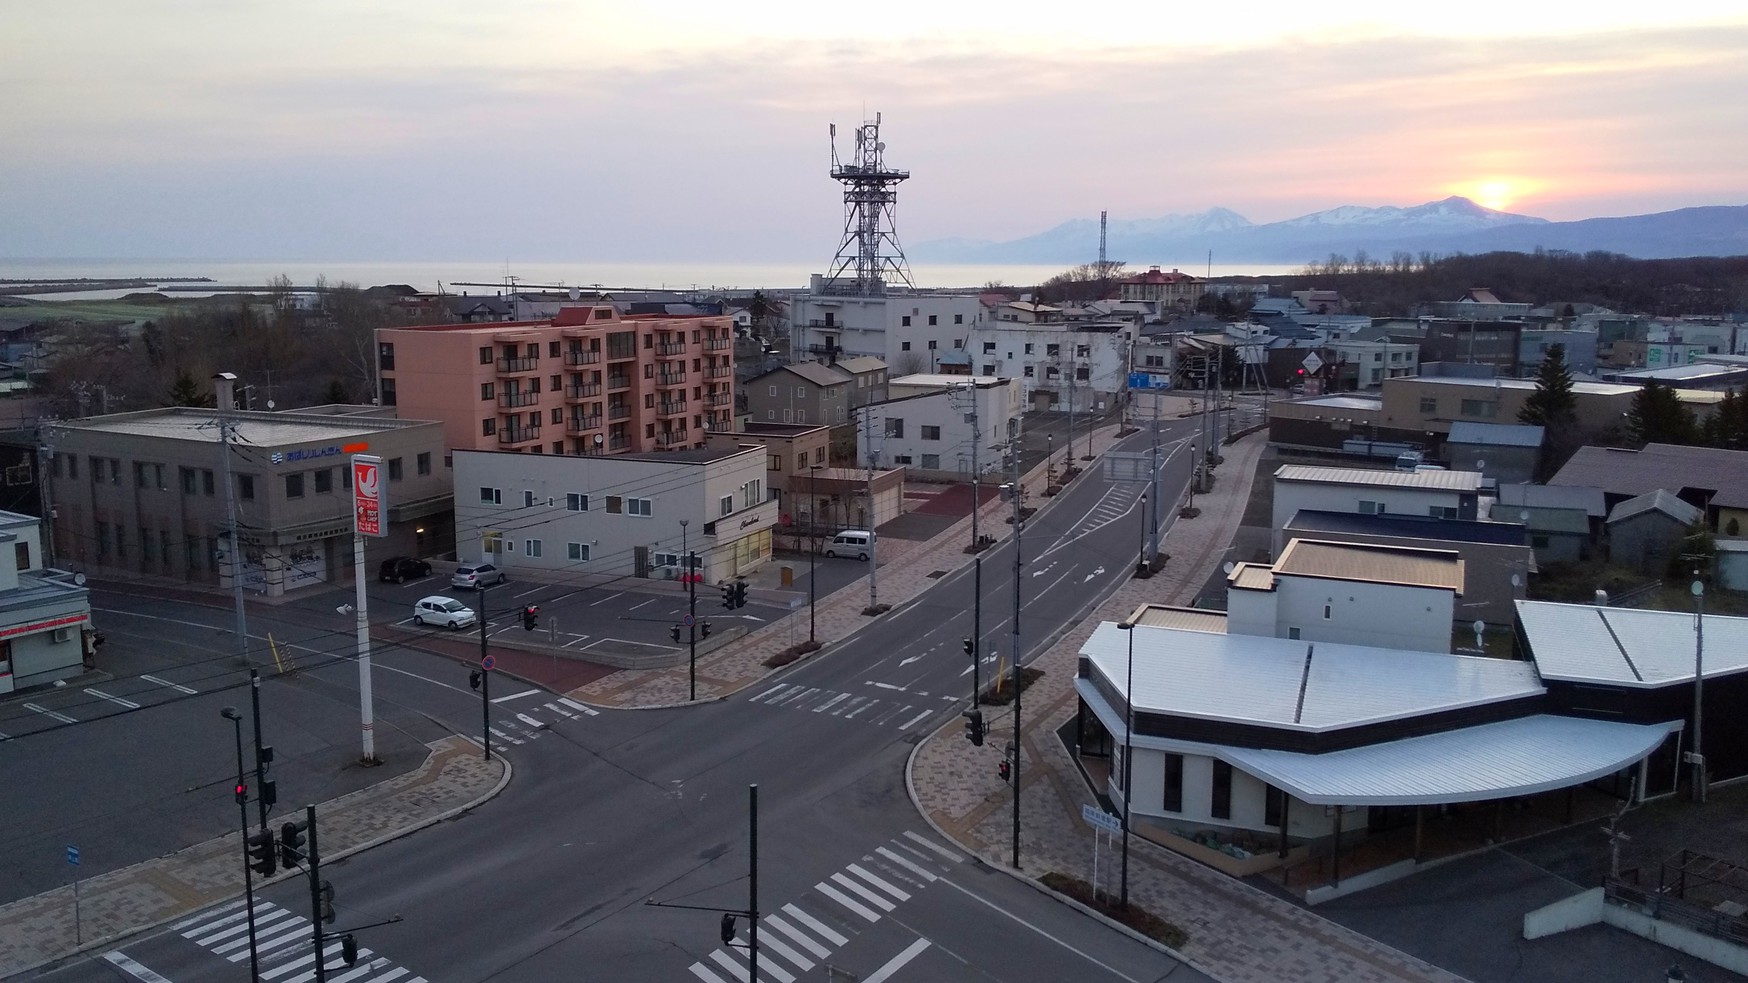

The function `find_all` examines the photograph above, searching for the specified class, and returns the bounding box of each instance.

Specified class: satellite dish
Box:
[1473,619,1485,635]
[73,572,87,586]
[1510,573,1522,588]
[1476,459,1485,470]
[266,400,276,410]
[1223,561,1235,574]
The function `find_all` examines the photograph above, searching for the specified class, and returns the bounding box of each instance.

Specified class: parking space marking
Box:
[562,635,595,648]
[24,703,76,723]
[142,674,199,694]
[85,688,141,710]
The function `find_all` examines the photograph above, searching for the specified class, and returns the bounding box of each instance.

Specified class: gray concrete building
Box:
[0,510,93,694]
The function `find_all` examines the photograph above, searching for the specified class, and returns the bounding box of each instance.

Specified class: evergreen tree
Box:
[1520,344,1579,479]
[1625,380,1698,446]
[165,369,207,407]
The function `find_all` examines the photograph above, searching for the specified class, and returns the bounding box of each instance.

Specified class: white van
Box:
[825,530,873,560]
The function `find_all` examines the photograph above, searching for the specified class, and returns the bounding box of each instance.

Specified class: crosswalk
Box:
[686,831,963,983]
[165,899,424,983]
[744,683,946,731]
[486,696,598,752]
[1069,484,1143,538]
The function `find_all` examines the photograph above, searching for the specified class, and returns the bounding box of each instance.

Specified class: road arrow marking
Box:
[899,655,922,667]
[1030,561,1058,579]
[1084,565,1106,583]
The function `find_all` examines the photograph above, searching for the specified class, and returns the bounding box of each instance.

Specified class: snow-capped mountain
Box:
[1272,196,1547,231]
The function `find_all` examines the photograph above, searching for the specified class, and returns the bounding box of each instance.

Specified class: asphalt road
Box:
[18,416,1208,982]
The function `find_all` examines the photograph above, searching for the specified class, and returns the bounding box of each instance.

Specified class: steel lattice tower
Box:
[824,113,915,296]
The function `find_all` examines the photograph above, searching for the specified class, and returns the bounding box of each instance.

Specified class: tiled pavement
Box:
[0,736,506,978]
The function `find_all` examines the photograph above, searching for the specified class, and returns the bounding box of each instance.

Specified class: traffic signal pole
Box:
[306,805,327,983]
[688,550,698,702]
[477,587,491,761]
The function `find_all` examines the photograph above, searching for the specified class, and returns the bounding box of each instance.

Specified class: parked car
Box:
[378,557,433,583]
[825,530,873,561]
[451,562,506,590]
[413,596,477,630]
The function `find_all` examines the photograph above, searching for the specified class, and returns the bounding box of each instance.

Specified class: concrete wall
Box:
[1280,523,1533,628]
[1123,745,1352,841]
[1273,576,1454,652]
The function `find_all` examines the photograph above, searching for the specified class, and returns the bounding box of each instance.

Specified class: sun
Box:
[1472,180,1516,212]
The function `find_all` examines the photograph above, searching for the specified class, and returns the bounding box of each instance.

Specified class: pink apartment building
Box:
[376,305,736,456]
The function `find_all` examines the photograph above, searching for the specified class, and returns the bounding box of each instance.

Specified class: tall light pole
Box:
[1115,621,1136,909]
[221,706,262,982]
[682,519,697,701]
[808,465,820,644]
[1691,578,1707,804]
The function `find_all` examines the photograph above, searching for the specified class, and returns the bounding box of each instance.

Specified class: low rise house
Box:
[1606,490,1703,575]
[1443,422,1543,485]
[1491,484,1604,564]
[1270,465,1484,553]
[1550,443,1748,532]
[0,510,92,694]
[860,375,1020,479]
[743,362,854,429]
[1226,539,1463,653]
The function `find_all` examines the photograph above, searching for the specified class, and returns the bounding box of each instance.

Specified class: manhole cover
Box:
[926,570,947,579]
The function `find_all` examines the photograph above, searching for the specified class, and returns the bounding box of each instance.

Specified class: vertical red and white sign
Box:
[353,455,386,538]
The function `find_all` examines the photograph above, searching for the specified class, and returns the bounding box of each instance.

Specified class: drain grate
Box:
[926,570,947,579]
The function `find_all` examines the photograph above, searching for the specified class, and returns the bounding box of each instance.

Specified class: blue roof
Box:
[1285,509,1529,546]
[1447,422,1545,448]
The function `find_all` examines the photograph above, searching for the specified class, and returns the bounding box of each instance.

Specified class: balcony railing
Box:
[655,431,688,447]
[705,365,732,379]
[498,356,538,373]
[704,337,732,351]
[498,424,541,445]
[565,383,603,399]
[608,435,631,450]
[606,344,637,360]
[657,372,686,387]
[565,415,603,434]
[498,391,538,408]
[564,349,602,366]
[607,375,632,390]
[658,401,686,416]
[656,340,687,355]
[608,405,632,421]
[706,391,732,407]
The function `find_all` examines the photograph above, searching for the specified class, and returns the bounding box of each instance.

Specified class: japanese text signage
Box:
[352,454,386,538]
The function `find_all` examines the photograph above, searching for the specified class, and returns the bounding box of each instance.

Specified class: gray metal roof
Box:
[1550,443,1748,510]
[1220,716,1676,806]
[1447,422,1545,448]
[1495,483,1607,518]
[1516,600,1748,686]
[1607,489,1703,526]
[1080,622,1542,732]
[59,407,431,446]
[1287,509,1528,546]
[1275,464,1484,492]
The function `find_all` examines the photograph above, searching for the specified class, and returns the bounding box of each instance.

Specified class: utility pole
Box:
[36,425,57,568]
[1149,395,1161,567]
[682,520,697,701]
[250,670,271,833]
[964,385,982,551]
[1008,424,1024,868]
[214,373,251,666]
[864,405,880,611]
[1691,578,1707,804]
[349,454,383,765]
[476,587,492,761]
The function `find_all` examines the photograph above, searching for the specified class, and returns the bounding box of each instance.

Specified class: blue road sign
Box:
[682,614,696,628]
[1080,804,1122,835]
[481,654,496,671]
[66,845,80,866]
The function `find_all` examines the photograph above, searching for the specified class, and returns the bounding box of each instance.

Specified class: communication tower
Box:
[825,113,915,296]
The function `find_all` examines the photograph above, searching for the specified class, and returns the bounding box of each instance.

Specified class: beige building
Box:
[1378,376,1638,435]
[705,422,831,509]
[49,404,451,595]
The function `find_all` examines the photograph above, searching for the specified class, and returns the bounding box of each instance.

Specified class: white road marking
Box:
[102,953,174,983]
[896,708,933,731]
[513,584,544,598]
[543,702,576,719]
[557,697,599,715]
[871,681,904,691]
[490,688,540,704]
[815,881,880,922]
[85,687,140,710]
[898,655,922,667]
[782,903,849,946]
[173,898,244,931]
[1083,565,1106,583]
[688,964,730,983]
[935,876,1148,983]
[812,693,850,713]
[588,591,620,606]
[844,699,877,718]
[488,727,522,745]
[707,950,751,983]
[903,831,964,863]
[142,674,198,694]
[628,598,655,611]
[561,635,595,648]
[750,683,787,702]
[1030,561,1057,579]
[515,712,548,730]
[738,614,765,622]
[831,871,896,911]
[765,914,832,960]
[733,945,795,983]
[863,938,932,983]
[776,686,817,706]
[846,863,911,902]
[875,846,938,882]
[328,960,397,983]
[752,925,815,971]
[24,703,75,723]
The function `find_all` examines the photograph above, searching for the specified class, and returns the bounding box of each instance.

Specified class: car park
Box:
[378,556,433,583]
[452,562,506,590]
[412,596,477,630]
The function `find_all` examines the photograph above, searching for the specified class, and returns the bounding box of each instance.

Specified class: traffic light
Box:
[700,620,712,639]
[998,760,1011,783]
[246,830,277,876]
[279,819,308,868]
[731,580,748,609]
[962,709,984,746]
[319,880,336,923]
[234,782,248,806]
[469,670,482,691]
[259,779,277,808]
[719,913,736,945]
[721,583,734,609]
[521,605,539,631]
[340,934,359,967]
[670,624,682,643]
[962,637,974,659]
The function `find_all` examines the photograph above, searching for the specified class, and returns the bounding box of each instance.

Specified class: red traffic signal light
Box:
[998,760,1011,783]
[521,605,539,631]
[234,782,248,805]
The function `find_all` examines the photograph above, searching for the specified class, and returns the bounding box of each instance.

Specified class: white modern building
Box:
[967,322,1135,414]
[791,284,986,372]
[1270,466,1484,553]
[1225,539,1462,653]
[858,375,1020,479]
[0,510,94,694]
[451,445,777,584]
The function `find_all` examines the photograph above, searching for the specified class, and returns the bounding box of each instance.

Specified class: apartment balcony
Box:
[657,372,686,387]
[608,405,632,421]
[655,431,688,447]
[657,400,687,417]
[704,337,732,352]
[608,435,631,451]
[705,391,732,407]
[498,391,538,408]
[498,424,541,446]
[705,365,733,380]
[656,340,687,356]
[565,383,603,399]
[607,375,632,391]
[565,415,603,434]
[565,349,602,366]
[498,355,538,374]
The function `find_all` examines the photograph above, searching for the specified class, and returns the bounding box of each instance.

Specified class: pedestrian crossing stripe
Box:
[747,684,926,727]
[174,900,427,983]
[685,833,955,982]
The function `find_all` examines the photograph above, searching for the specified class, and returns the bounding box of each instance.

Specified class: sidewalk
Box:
[906,431,1470,983]
[0,736,507,979]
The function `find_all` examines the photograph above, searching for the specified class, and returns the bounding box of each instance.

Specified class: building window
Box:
[893,454,913,465]
[567,493,589,511]
[1358,500,1384,514]
[885,418,904,438]
[1047,344,1060,357]
[548,340,561,357]
[1265,785,1284,828]
[921,453,940,469]
[627,497,652,517]
[954,314,964,324]
[482,418,497,436]
[285,473,304,498]
[480,487,502,505]
[1430,506,1458,519]
[901,342,912,351]
[481,382,495,401]
[380,377,396,406]
[523,490,536,508]
[388,458,403,481]
[927,340,937,351]
[480,346,493,365]
[1211,760,1233,820]
[568,542,590,561]
[796,386,807,398]
[1459,398,1497,418]
[417,452,431,476]
[526,540,543,558]
[96,522,110,559]
[14,541,28,571]
[982,342,995,354]
[181,467,197,494]
[901,316,912,326]
[921,425,941,441]
[768,455,781,471]
[1288,626,1302,640]
[983,365,995,376]
[203,469,215,495]
[721,494,734,517]
[607,496,622,514]
[928,314,938,325]
[1323,603,1332,620]
[314,469,332,494]
[238,475,255,500]
[1419,396,1437,413]
[1024,366,1034,377]
[1162,754,1183,812]
[551,407,562,425]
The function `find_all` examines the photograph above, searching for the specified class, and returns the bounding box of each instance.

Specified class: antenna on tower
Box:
[825,112,915,297]
[1099,211,1108,268]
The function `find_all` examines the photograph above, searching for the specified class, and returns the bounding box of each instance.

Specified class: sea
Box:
[0,258,1303,302]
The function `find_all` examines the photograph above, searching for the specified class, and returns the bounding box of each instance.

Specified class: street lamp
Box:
[1114,622,1136,909]
[1691,578,1707,804]
[808,465,821,643]
[1046,433,1055,485]
[221,706,262,981]
[682,519,698,702]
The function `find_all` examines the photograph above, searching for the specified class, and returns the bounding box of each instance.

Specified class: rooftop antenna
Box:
[825,112,915,297]
[1099,211,1108,268]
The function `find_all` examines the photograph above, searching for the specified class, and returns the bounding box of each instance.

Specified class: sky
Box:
[5,0,1747,263]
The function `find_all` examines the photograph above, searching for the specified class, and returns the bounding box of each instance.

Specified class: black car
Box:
[378,557,433,583]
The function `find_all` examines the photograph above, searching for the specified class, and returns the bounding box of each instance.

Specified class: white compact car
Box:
[413,595,478,630]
